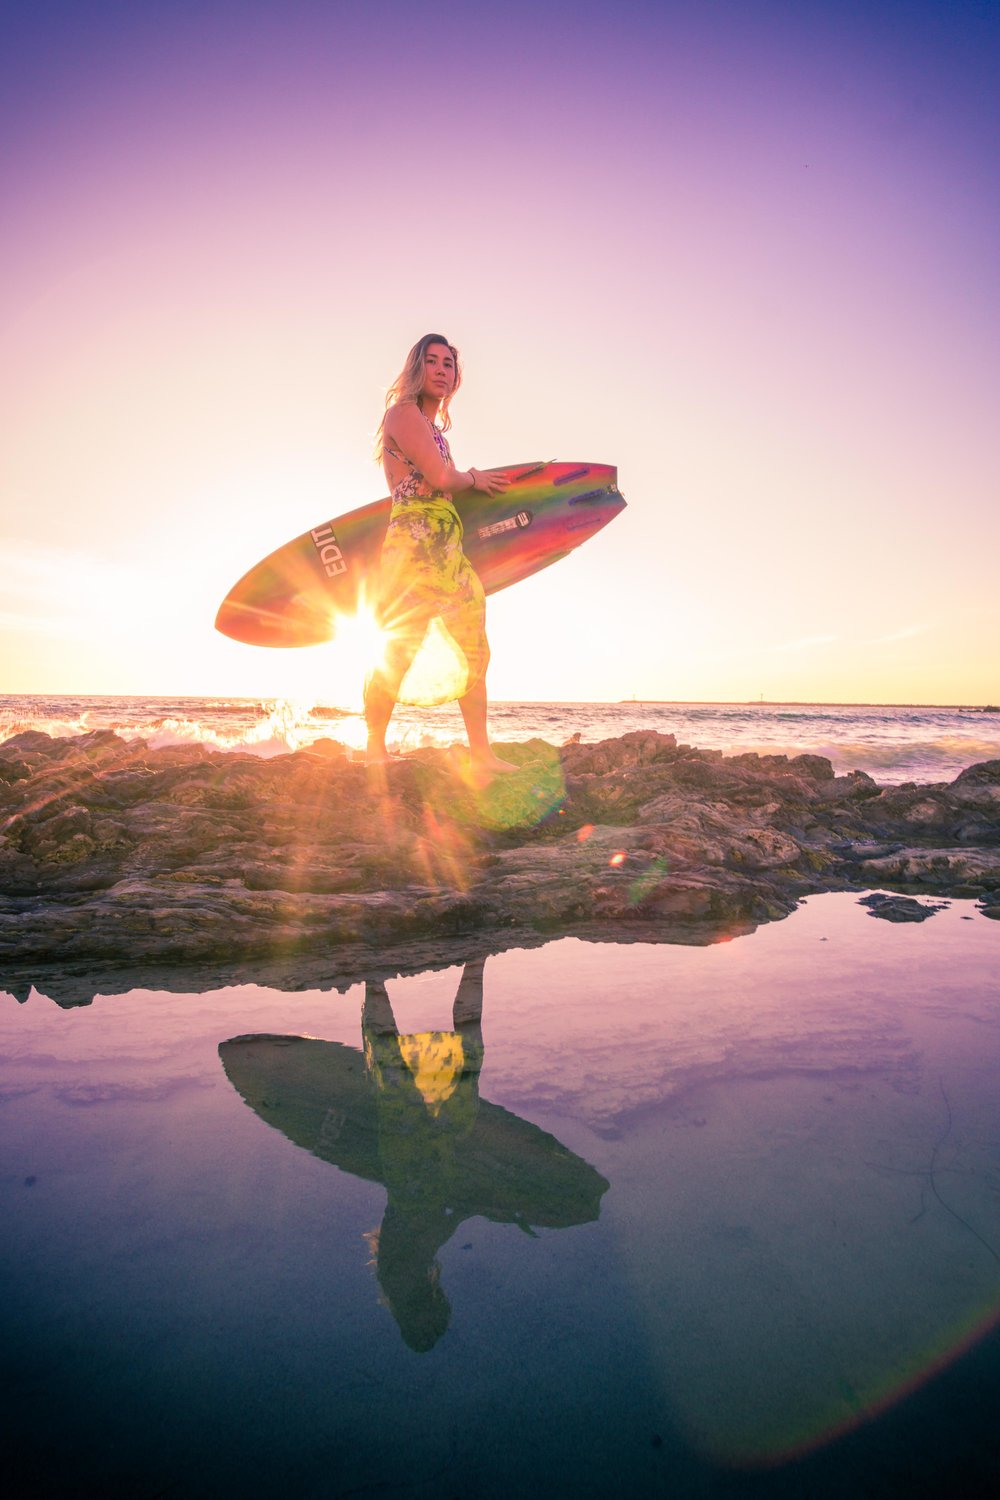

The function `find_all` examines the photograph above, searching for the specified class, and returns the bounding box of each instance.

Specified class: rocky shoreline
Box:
[1,728,998,1002]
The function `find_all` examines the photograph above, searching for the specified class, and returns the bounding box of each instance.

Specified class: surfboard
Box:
[215,460,626,647]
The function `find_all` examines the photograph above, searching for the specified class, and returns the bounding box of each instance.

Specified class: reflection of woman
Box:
[219,956,609,1354]
[362,959,488,1351]
[366,333,516,774]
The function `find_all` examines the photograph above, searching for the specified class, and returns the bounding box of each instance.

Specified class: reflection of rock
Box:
[2,917,750,1010]
[219,1011,609,1350]
[1,729,998,969]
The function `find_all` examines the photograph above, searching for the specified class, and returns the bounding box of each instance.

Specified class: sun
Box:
[332,601,388,676]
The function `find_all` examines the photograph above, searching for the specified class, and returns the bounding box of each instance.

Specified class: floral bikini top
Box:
[384,413,453,503]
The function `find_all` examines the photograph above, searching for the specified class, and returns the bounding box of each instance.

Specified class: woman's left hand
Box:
[469,467,511,496]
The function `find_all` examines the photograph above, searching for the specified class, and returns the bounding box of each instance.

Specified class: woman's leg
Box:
[362,978,398,1036]
[458,674,518,773]
[364,675,397,763]
[364,615,428,763]
[452,956,485,1031]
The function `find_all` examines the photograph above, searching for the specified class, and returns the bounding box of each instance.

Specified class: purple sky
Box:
[2,1,998,702]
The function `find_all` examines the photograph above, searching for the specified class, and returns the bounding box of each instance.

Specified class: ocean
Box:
[2,692,999,784]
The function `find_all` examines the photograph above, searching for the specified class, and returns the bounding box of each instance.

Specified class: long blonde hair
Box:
[374,333,462,461]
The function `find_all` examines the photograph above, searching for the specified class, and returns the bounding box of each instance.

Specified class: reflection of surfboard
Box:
[219,1034,609,1227]
[215,460,626,648]
[221,1031,609,1353]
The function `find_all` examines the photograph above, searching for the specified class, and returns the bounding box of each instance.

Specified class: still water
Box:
[3,895,1000,1497]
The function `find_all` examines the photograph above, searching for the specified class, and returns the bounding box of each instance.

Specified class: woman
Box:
[366,333,516,774]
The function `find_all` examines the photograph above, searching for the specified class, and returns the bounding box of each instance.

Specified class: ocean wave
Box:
[137,704,367,758]
[0,700,367,759]
[0,712,94,743]
[195,700,274,717]
[735,736,1000,778]
[190,698,354,720]
[2,697,997,781]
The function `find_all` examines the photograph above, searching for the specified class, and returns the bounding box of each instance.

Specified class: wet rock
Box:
[859,893,948,922]
[859,847,1000,888]
[821,770,881,803]
[724,827,804,871]
[562,730,678,776]
[0,729,998,967]
[948,760,1000,813]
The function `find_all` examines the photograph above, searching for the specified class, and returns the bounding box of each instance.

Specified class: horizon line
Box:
[1,692,997,712]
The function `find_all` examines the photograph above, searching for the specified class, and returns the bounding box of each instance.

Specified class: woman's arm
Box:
[385,404,508,495]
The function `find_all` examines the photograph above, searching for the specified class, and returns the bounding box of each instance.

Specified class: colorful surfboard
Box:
[215,460,626,647]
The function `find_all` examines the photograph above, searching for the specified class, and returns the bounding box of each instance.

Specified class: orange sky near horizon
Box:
[2,0,998,709]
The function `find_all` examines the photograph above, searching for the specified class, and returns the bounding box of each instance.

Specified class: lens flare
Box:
[627,857,670,906]
[417,742,566,832]
[332,600,388,677]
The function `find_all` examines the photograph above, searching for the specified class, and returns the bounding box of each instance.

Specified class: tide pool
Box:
[3,895,1000,1497]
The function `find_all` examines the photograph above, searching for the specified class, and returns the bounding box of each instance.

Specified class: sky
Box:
[1,0,998,707]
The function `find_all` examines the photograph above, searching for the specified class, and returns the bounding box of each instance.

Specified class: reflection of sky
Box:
[2,1,998,702]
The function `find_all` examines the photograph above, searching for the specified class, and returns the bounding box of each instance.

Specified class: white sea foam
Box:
[0,697,368,759]
[0,711,95,742]
[139,702,368,758]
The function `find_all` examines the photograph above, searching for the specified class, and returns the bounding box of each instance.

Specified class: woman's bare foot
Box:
[468,751,519,779]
